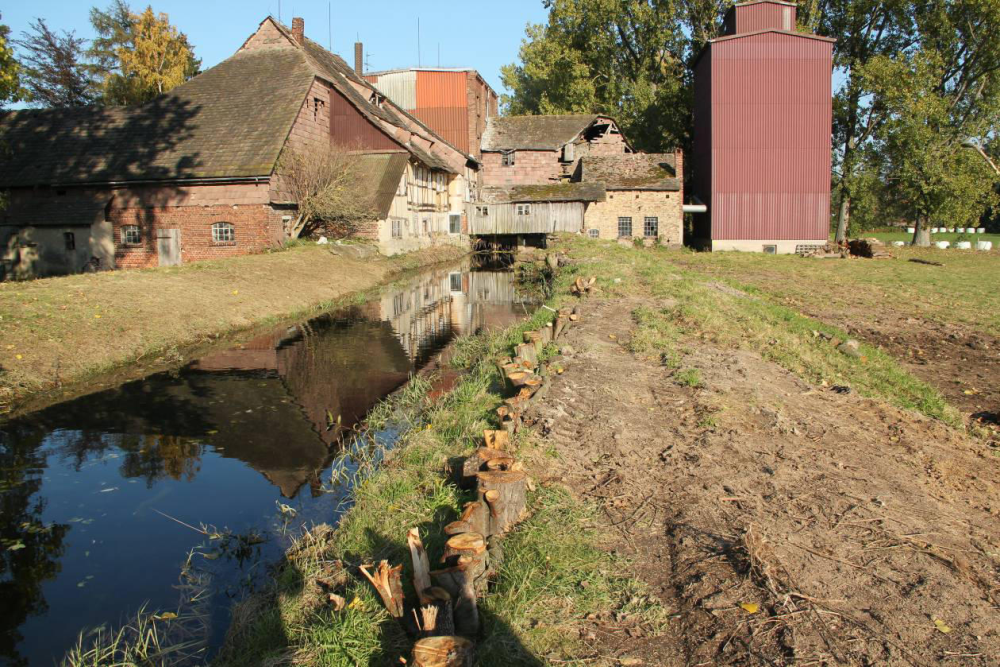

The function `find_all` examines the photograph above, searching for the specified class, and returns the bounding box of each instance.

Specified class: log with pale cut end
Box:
[412,635,475,667]
[539,325,553,345]
[524,330,544,354]
[456,500,489,537]
[506,370,533,387]
[430,560,480,636]
[515,343,539,367]
[483,429,509,451]
[420,586,455,637]
[477,470,528,535]
[460,447,507,488]
[485,456,518,472]
[442,532,487,563]
[408,528,433,605]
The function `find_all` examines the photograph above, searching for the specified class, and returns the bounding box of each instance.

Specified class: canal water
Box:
[0,260,533,666]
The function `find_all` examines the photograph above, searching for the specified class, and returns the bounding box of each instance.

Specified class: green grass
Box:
[213,303,663,666]
[552,238,958,425]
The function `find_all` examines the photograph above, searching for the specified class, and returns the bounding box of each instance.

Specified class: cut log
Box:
[485,456,518,472]
[457,501,490,537]
[483,429,509,451]
[420,587,455,638]
[412,635,475,667]
[460,447,508,488]
[442,532,487,563]
[506,370,534,387]
[358,561,404,618]
[430,560,480,636]
[515,343,538,367]
[408,528,433,605]
[477,470,529,535]
[524,330,544,354]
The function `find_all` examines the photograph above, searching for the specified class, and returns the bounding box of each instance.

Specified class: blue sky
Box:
[2,0,550,95]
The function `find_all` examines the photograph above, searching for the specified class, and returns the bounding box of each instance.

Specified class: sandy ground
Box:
[524,296,1000,666]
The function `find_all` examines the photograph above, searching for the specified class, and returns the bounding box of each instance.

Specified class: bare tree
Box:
[277,147,380,240]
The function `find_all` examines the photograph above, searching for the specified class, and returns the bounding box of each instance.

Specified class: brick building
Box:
[474,114,684,245]
[0,16,477,279]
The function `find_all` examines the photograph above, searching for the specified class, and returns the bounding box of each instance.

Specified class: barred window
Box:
[121,225,141,245]
[643,216,659,238]
[587,229,599,239]
[501,151,515,167]
[212,222,236,243]
[617,216,632,238]
[475,205,489,216]
[516,204,531,216]
[449,214,461,234]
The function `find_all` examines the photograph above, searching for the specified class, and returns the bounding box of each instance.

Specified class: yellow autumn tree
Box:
[102,6,198,105]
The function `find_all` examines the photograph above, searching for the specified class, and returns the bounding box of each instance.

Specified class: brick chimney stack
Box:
[291,17,304,44]
[354,42,363,75]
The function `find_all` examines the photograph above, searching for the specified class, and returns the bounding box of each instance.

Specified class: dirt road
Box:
[525,296,1000,665]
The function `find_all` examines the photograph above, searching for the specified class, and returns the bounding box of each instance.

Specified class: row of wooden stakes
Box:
[496,306,581,436]
[359,430,529,667]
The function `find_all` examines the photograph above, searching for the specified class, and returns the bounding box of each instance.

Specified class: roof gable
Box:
[482,114,616,152]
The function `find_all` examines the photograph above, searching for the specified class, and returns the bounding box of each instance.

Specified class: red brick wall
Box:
[466,73,498,160]
[110,183,285,268]
[481,150,566,186]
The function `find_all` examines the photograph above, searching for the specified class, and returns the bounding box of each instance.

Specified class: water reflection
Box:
[0,262,533,666]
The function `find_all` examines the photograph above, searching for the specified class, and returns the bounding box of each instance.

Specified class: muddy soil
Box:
[524,297,1000,666]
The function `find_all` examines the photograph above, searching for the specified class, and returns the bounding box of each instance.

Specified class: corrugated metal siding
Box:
[414,72,470,153]
[703,32,832,241]
[467,202,585,235]
[736,3,794,33]
[368,71,417,110]
[330,87,401,151]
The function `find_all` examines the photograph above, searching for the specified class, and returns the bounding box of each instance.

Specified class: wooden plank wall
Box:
[467,202,585,235]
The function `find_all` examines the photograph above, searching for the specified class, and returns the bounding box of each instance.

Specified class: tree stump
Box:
[515,343,538,367]
[412,635,475,667]
[431,559,480,636]
[460,448,507,489]
[452,500,489,537]
[477,470,528,535]
[483,429,509,450]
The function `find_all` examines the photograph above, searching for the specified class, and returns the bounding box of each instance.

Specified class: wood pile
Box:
[570,276,596,296]
[800,242,848,259]
[848,238,892,259]
[358,428,531,666]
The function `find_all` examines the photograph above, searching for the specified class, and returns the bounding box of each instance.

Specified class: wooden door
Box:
[156,229,181,266]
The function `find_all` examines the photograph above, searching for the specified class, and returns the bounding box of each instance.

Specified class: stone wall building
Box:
[0,16,477,279]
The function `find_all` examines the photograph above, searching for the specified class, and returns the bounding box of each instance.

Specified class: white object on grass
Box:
[955,241,972,249]
[935,241,951,249]
[907,227,915,234]
[978,228,986,234]
[892,241,906,247]
[976,241,993,251]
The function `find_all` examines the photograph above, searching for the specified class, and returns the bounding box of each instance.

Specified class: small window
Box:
[449,213,461,234]
[501,151,515,167]
[212,222,236,244]
[475,205,489,217]
[617,216,632,238]
[312,97,325,121]
[121,225,142,245]
[516,204,531,216]
[391,218,403,238]
[64,232,76,251]
[449,272,462,292]
[587,229,599,239]
[763,245,777,254]
[422,218,428,235]
[643,216,659,238]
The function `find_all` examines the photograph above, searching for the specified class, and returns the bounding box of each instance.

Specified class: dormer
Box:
[723,1,796,35]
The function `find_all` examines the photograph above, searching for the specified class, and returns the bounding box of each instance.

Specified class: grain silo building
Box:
[692,0,835,253]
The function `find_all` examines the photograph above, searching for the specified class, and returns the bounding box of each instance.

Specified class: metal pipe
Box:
[683,196,708,214]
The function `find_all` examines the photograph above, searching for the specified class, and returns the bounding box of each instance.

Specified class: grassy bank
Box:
[212,302,664,667]
[0,243,466,413]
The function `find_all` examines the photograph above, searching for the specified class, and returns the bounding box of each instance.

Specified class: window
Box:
[121,225,142,245]
[516,204,531,216]
[312,97,325,121]
[64,232,76,251]
[587,229,599,239]
[475,205,489,217]
[617,216,632,238]
[391,218,403,238]
[422,218,429,235]
[501,151,515,167]
[449,272,463,293]
[763,245,777,254]
[643,216,659,238]
[212,222,236,244]
[449,213,461,234]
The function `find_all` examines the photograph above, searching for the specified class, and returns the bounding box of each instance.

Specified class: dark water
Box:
[0,261,533,666]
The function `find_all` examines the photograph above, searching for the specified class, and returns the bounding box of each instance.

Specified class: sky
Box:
[1,0,550,96]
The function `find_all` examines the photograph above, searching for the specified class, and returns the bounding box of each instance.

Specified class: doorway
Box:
[156,229,181,266]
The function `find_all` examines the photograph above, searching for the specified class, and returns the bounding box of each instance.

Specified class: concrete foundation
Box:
[711,239,828,254]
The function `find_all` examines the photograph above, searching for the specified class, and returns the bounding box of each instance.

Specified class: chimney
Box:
[291,17,305,44]
[355,42,364,75]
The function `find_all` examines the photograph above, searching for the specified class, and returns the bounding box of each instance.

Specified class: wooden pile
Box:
[570,276,596,296]
[359,428,531,667]
[801,242,848,259]
[848,238,892,259]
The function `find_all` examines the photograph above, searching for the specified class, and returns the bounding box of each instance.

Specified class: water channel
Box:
[0,259,534,666]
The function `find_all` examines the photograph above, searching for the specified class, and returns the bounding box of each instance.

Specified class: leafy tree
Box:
[0,13,22,109]
[89,2,200,105]
[14,19,96,107]
[859,0,1000,245]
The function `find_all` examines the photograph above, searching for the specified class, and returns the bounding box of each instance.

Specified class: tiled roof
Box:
[347,152,410,219]
[0,47,314,186]
[577,153,681,191]
[481,182,606,204]
[481,114,600,151]
[2,192,112,226]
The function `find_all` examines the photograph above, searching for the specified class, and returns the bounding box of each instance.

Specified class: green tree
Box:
[859,0,1000,245]
[0,13,22,108]
[501,0,727,152]
[88,2,200,105]
[14,19,96,107]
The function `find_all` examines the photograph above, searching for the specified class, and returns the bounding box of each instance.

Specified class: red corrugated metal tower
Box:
[693,0,835,253]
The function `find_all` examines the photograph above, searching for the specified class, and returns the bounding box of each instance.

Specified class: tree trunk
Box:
[912,216,932,247]
[835,194,851,243]
[476,470,528,535]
